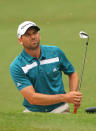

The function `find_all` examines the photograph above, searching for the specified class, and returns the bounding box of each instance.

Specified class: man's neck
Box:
[24,45,41,59]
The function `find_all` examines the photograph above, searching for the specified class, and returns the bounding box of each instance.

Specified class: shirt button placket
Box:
[38,60,42,72]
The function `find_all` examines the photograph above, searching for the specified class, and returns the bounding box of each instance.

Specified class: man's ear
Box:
[18,38,23,45]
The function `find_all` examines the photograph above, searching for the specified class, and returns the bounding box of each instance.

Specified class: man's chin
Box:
[30,43,40,50]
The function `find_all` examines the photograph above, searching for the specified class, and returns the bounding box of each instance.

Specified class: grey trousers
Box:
[50,103,70,113]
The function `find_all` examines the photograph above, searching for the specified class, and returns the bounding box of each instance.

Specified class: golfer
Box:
[10,21,82,113]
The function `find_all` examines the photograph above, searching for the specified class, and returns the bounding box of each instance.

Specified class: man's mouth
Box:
[31,40,36,42]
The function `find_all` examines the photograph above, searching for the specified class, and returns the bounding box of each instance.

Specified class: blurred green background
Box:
[0,0,96,130]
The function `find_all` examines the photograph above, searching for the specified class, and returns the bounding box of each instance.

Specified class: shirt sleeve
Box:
[10,63,32,91]
[57,47,75,75]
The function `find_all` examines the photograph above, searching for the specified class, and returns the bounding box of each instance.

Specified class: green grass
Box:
[0,112,96,131]
[0,0,96,130]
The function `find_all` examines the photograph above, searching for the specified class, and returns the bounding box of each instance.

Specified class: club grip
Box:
[74,105,77,114]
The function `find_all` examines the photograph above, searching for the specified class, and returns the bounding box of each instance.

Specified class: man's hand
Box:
[64,91,82,107]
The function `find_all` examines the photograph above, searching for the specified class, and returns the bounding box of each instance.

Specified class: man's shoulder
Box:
[10,53,23,71]
[10,56,19,70]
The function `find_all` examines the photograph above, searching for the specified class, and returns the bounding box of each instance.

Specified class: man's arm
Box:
[69,71,79,91]
[20,85,82,106]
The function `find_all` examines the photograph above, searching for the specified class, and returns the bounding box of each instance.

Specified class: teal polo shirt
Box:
[10,45,75,112]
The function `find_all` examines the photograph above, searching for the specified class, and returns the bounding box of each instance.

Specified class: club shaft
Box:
[74,40,88,114]
[79,43,88,90]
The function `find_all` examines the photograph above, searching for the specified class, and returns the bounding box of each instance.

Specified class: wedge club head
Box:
[79,31,89,45]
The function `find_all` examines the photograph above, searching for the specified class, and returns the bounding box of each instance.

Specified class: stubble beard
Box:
[29,42,40,50]
[24,41,40,51]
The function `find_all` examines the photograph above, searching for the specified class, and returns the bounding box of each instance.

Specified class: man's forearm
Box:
[69,71,79,91]
[28,93,65,105]
[26,92,82,106]
[20,86,65,105]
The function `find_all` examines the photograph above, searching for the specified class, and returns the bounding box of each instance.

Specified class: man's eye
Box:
[27,33,30,36]
[25,33,31,36]
[24,31,37,36]
[25,34,29,36]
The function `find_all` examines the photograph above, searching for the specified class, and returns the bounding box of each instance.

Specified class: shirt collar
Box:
[21,45,46,62]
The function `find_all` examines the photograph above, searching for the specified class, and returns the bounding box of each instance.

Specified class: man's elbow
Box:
[27,94,37,105]
[27,98,34,105]
[69,71,78,79]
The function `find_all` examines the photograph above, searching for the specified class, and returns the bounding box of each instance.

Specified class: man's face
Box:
[19,28,40,50]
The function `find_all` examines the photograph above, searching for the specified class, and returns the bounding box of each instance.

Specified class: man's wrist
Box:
[59,94,67,103]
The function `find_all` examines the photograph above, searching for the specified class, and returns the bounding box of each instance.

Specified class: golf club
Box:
[74,31,89,114]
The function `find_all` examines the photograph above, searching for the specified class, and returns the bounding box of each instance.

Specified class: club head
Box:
[79,31,89,39]
[79,31,89,45]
